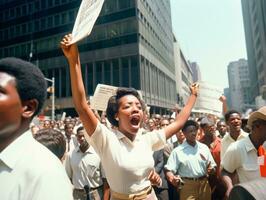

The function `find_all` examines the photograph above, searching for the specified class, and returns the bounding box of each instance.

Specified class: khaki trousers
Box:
[180,178,211,200]
[111,186,158,200]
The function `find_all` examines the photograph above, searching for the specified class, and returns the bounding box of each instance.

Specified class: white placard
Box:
[90,84,118,111]
[71,0,105,44]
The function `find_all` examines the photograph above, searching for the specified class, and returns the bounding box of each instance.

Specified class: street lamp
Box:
[45,77,55,121]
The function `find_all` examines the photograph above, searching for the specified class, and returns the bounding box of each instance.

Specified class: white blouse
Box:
[85,122,166,194]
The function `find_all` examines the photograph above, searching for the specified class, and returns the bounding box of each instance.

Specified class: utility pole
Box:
[45,77,55,121]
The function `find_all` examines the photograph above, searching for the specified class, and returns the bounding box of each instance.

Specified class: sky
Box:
[170,0,247,89]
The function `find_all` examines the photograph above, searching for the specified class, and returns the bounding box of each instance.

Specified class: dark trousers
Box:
[154,187,169,200]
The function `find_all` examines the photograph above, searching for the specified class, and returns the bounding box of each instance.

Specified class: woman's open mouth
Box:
[130,115,140,126]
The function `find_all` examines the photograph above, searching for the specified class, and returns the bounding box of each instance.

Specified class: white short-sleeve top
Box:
[85,122,166,194]
[221,136,260,183]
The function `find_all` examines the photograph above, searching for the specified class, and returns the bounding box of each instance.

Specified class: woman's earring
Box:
[115,117,119,121]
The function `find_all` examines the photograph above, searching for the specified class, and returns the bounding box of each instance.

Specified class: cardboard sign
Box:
[90,84,118,111]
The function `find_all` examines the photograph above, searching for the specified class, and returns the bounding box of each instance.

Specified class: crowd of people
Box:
[0,35,265,200]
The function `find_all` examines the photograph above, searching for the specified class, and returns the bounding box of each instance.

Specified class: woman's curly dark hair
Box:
[106,87,145,127]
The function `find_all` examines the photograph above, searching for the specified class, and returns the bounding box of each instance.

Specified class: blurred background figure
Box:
[34,128,66,162]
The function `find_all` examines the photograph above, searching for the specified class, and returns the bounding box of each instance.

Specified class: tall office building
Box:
[227,59,252,112]
[241,0,266,104]
[0,0,176,115]
[173,38,193,107]
[189,62,201,83]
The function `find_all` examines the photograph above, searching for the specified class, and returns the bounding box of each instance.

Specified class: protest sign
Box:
[90,84,118,111]
[71,0,104,44]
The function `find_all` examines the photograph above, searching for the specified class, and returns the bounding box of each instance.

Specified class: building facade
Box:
[241,0,266,105]
[0,0,176,116]
[173,37,193,107]
[189,61,202,83]
[227,59,252,112]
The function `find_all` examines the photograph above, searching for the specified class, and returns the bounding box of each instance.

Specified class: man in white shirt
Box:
[221,110,248,160]
[221,106,266,198]
[0,57,73,200]
[65,126,103,200]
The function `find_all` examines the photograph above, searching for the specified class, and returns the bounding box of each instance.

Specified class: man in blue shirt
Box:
[165,120,216,200]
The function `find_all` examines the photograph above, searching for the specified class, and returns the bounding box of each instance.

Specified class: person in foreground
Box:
[221,106,266,199]
[61,34,198,200]
[0,57,73,200]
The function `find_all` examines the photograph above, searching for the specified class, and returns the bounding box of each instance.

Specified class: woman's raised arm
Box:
[164,83,199,139]
[60,34,98,136]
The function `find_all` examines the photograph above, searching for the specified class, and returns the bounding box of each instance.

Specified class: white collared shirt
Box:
[65,145,102,189]
[0,130,73,200]
[221,136,260,183]
[165,141,216,178]
[85,122,166,194]
[65,134,79,153]
[221,130,248,160]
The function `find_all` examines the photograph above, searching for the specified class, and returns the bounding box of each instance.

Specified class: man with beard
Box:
[221,110,248,160]
[65,126,103,200]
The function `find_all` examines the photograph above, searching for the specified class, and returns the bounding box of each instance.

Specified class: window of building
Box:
[35,1,40,11]
[104,61,111,85]
[41,1,47,9]
[28,22,33,32]
[131,56,139,89]
[9,46,15,56]
[112,59,119,86]
[47,16,53,28]
[107,23,120,39]
[0,10,3,21]
[9,26,14,38]
[87,63,93,95]
[61,12,67,24]
[34,20,40,31]
[54,14,60,26]
[96,61,103,84]
[15,46,20,57]
[121,19,137,34]
[95,26,106,40]
[22,4,27,15]
[28,3,33,13]
[48,0,54,8]
[118,0,131,10]
[41,18,46,30]
[69,10,75,22]
[10,8,15,18]
[103,0,117,14]
[22,23,27,33]
[55,0,60,6]
[122,57,129,87]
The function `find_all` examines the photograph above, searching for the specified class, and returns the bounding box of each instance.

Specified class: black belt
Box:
[182,176,207,181]
[74,185,102,192]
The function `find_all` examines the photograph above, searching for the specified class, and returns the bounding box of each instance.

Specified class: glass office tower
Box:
[0,0,176,115]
